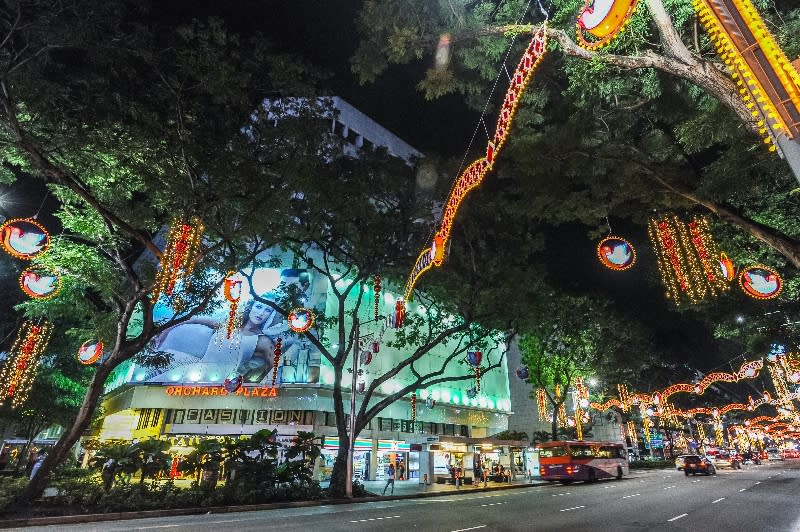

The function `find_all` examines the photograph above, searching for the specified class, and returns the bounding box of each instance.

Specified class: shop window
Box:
[424,422,438,434]
[150,409,161,428]
[415,422,423,433]
[379,418,393,431]
[392,419,401,432]
[401,420,414,433]
[443,424,455,436]
[459,425,469,437]
[325,412,337,427]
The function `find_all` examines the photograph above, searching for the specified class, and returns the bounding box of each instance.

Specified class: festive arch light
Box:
[403,25,548,301]
[152,216,204,300]
[77,340,104,365]
[19,268,62,300]
[576,0,640,50]
[596,236,637,271]
[739,265,783,299]
[288,308,315,334]
[0,218,50,260]
[0,321,54,409]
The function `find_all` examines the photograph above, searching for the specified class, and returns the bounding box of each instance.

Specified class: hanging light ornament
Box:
[515,366,529,380]
[536,388,548,422]
[271,338,282,387]
[411,392,417,423]
[393,299,406,328]
[77,340,104,365]
[648,214,725,305]
[687,216,730,292]
[626,421,638,445]
[0,321,54,409]
[0,218,50,260]
[719,252,735,282]
[641,407,652,446]
[576,0,640,50]
[152,216,204,300]
[596,236,637,271]
[288,308,315,333]
[19,268,62,300]
[739,265,783,300]
[373,275,381,319]
[222,271,243,340]
[466,351,482,392]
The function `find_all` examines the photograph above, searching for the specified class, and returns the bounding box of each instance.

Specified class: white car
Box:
[766,448,785,461]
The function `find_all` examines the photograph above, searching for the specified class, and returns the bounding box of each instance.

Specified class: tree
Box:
[350,0,800,268]
[136,438,171,486]
[0,1,327,503]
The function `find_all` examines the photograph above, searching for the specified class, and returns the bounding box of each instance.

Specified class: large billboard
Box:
[137,267,327,386]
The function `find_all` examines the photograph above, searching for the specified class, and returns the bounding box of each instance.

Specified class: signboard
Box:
[165,385,278,397]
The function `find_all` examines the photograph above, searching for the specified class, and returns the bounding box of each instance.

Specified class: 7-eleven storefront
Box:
[319,436,413,481]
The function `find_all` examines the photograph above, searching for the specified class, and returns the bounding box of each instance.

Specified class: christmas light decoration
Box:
[626,421,637,445]
[687,216,729,292]
[596,236,637,271]
[411,392,417,423]
[648,215,725,305]
[466,351,482,392]
[719,252,735,282]
[77,340,104,365]
[222,271,243,340]
[515,366,529,380]
[393,299,405,328]
[641,405,652,445]
[152,216,204,300]
[271,337,282,386]
[373,275,381,319]
[693,359,764,395]
[555,384,568,427]
[693,0,800,150]
[0,218,50,260]
[19,268,62,300]
[403,25,548,300]
[739,265,783,299]
[537,388,549,421]
[576,0,640,50]
[0,321,54,409]
[288,308,315,333]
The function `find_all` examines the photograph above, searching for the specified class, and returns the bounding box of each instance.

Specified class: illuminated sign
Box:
[165,385,278,397]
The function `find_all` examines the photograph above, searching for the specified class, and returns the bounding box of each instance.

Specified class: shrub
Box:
[0,478,28,510]
[629,459,673,469]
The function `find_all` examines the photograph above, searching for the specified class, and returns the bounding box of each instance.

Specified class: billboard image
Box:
[140,267,326,386]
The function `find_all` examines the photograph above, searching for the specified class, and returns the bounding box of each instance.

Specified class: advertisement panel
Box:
[138,267,326,386]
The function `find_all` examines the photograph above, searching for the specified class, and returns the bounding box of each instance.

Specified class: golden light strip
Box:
[403,25,548,300]
[0,321,54,409]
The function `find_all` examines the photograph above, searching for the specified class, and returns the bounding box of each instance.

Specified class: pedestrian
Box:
[398,463,405,481]
[382,463,395,495]
[455,465,462,489]
[25,450,37,478]
[29,450,46,480]
[101,457,116,492]
[474,464,482,488]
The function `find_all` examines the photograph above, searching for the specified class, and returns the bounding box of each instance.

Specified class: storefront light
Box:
[452,395,460,405]
[478,396,487,407]
[170,373,181,381]
[417,305,427,315]
[441,389,451,402]
[384,292,395,304]
[470,398,479,407]
[487,398,494,409]
[135,373,145,382]
[189,371,201,382]
[420,389,429,400]
[432,389,440,401]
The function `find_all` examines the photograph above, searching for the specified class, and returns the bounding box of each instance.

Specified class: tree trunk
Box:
[328,444,350,499]
[551,412,559,442]
[327,364,349,498]
[15,363,113,506]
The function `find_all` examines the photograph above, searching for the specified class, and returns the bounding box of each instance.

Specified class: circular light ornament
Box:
[466,351,483,367]
[719,252,735,282]
[19,268,62,299]
[576,0,640,50]
[515,366,530,380]
[287,307,315,333]
[739,265,783,300]
[0,218,50,260]
[596,236,636,271]
[77,340,104,365]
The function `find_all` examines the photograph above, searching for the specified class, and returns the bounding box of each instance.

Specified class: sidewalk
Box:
[357,477,546,496]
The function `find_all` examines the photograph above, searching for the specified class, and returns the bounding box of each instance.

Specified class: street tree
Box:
[0,0,329,503]
[350,0,800,268]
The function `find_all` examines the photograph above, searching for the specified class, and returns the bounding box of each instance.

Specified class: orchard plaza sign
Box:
[165,385,279,398]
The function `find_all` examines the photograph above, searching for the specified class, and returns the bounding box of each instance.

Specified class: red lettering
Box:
[201,387,210,396]
[269,387,278,397]
[192,386,200,396]
[211,387,219,396]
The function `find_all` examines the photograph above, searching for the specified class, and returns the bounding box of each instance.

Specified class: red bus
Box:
[538,441,628,482]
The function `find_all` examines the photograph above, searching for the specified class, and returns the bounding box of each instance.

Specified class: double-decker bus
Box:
[538,440,628,482]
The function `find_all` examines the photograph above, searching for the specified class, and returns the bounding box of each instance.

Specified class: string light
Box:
[271,338,282,387]
[626,421,637,445]
[0,218,50,260]
[403,25,548,300]
[648,215,725,305]
[152,217,204,300]
[738,264,783,299]
[222,271,243,340]
[411,392,417,423]
[536,388,549,421]
[0,321,54,409]
[687,216,729,293]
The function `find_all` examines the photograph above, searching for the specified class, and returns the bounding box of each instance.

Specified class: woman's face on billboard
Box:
[248,301,271,326]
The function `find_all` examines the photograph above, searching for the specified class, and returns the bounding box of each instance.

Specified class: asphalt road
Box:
[14,461,800,532]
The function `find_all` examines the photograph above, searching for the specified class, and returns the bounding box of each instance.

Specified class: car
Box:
[713,452,742,469]
[766,448,785,461]
[675,454,692,471]
[683,455,716,476]
[740,451,761,465]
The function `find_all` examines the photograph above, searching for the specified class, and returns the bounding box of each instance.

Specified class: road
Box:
[13,461,800,532]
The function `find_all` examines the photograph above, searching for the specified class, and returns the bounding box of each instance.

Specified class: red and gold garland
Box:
[223,271,243,340]
[271,337,282,387]
[153,217,204,300]
[373,275,381,319]
[0,321,54,409]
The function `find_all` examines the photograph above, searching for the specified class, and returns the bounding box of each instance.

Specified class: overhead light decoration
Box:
[576,0,640,50]
[77,340,104,365]
[393,299,406,328]
[515,366,529,380]
[152,216,204,300]
[648,215,726,305]
[466,351,482,391]
[0,218,50,260]
[373,275,381,319]
[596,236,637,271]
[739,265,783,299]
[403,25,548,300]
[0,321,54,408]
[687,216,730,291]
[411,392,417,423]
[536,388,549,421]
[288,307,315,333]
[271,337,282,387]
[719,252,735,282]
[222,271,243,340]
[19,268,62,300]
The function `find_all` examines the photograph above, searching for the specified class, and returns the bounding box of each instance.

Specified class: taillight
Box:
[540,467,546,476]
[566,466,573,474]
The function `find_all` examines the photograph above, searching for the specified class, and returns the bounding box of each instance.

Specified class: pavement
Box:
[6,462,800,531]
[357,477,543,496]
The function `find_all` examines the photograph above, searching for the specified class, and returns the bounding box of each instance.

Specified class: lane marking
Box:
[739,488,747,492]
[712,498,725,504]
[622,493,641,499]
[755,481,761,485]
[351,516,401,523]
[663,485,676,490]
[560,505,586,512]
[451,526,487,532]
[480,502,508,507]
[668,513,688,522]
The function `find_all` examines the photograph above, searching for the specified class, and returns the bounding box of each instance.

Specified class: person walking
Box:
[382,463,396,495]
[29,450,47,480]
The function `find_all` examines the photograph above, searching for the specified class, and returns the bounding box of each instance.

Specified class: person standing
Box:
[398,463,405,481]
[474,463,482,488]
[29,450,47,480]
[382,463,395,495]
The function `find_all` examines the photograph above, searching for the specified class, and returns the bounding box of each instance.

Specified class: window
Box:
[150,409,161,428]
[570,446,596,458]
[380,418,393,431]
[459,425,469,437]
[443,424,455,436]
[539,446,568,458]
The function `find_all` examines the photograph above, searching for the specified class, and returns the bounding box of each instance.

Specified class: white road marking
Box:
[351,516,401,523]
[712,498,725,504]
[451,526,487,532]
[668,513,688,522]
[480,502,508,507]
[663,485,676,489]
[560,505,585,512]
[755,481,761,485]
[622,493,641,499]
[739,488,747,492]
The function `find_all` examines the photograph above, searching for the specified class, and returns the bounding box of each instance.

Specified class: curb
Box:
[0,481,544,529]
